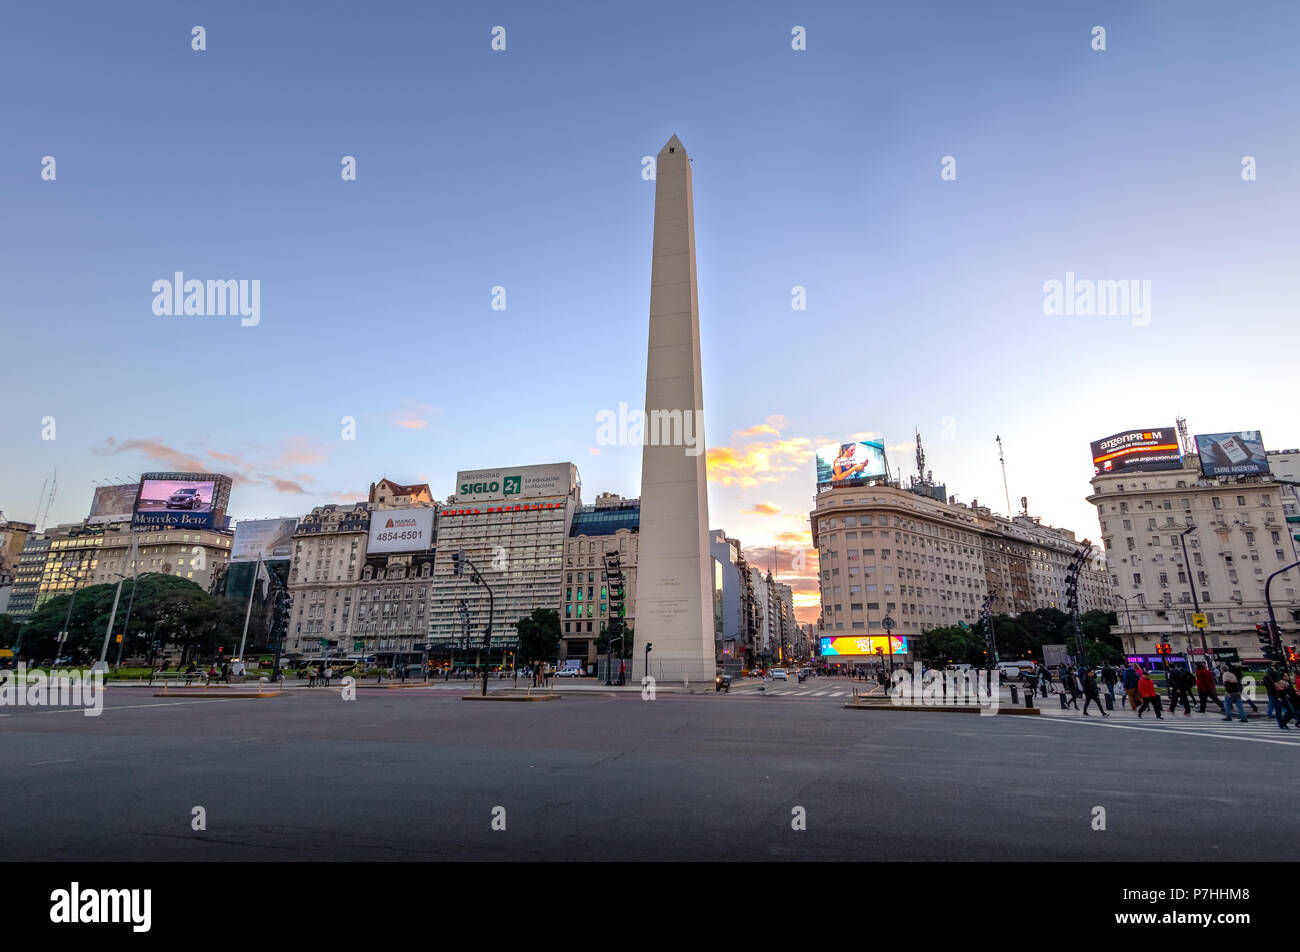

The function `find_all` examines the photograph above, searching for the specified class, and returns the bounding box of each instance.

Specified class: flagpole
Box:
[238,553,260,661]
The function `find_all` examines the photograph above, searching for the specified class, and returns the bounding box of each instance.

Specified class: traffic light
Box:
[1287,646,1299,664]
[1156,642,1171,656]
[1257,624,1281,661]
[452,551,465,577]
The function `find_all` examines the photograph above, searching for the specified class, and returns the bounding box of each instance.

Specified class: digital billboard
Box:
[132,473,229,529]
[231,517,298,562]
[820,635,908,656]
[87,483,139,524]
[367,507,435,554]
[815,441,888,486]
[1195,431,1270,477]
[1089,427,1181,476]
[454,462,577,503]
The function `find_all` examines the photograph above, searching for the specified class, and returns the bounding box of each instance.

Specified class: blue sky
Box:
[3,1,1298,616]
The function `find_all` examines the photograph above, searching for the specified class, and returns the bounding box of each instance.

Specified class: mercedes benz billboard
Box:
[1195,431,1270,477]
[132,472,232,529]
[815,441,888,487]
[1090,427,1182,475]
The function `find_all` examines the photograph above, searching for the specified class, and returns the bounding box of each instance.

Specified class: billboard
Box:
[815,441,888,486]
[367,507,435,554]
[1090,427,1182,476]
[1194,431,1270,477]
[820,635,908,656]
[231,517,298,562]
[132,473,230,529]
[87,483,139,524]
[454,462,577,503]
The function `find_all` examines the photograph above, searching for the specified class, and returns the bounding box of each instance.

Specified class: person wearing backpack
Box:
[1221,667,1248,723]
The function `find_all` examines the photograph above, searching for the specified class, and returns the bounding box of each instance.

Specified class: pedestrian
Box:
[1228,663,1258,713]
[1039,665,1053,696]
[1281,674,1300,728]
[1123,664,1141,711]
[1167,666,1192,716]
[618,661,626,686]
[1263,664,1283,722]
[1194,663,1224,714]
[1082,670,1109,717]
[1101,663,1117,703]
[1062,669,1079,709]
[1136,670,1164,719]
[1221,666,1249,723]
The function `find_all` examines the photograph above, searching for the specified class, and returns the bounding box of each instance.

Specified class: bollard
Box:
[1009,685,1019,705]
[1024,689,1034,708]
[1105,693,1114,711]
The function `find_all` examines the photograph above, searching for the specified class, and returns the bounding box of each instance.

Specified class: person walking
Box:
[1276,671,1300,729]
[1168,666,1192,716]
[1082,670,1109,717]
[1194,663,1224,714]
[1039,664,1053,696]
[1101,664,1118,704]
[1136,670,1164,719]
[1221,666,1249,723]
[1062,668,1080,710]
[1123,664,1141,711]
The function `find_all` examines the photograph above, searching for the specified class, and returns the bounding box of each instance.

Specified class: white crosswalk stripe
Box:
[1046,713,1300,746]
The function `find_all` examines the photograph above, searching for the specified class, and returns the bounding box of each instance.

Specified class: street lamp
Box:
[41,565,85,668]
[1114,594,1137,656]
[644,642,652,682]
[1178,525,1212,669]
[1265,558,1300,673]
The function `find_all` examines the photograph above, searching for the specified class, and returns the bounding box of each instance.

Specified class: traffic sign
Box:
[319,639,329,647]
[1191,613,1207,629]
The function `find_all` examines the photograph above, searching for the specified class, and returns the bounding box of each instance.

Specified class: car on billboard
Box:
[166,487,205,510]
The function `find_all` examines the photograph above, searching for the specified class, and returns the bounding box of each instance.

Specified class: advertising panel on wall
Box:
[454,462,577,503]
[87,483,140,524]
[1089,427,1182,475]
[819,635,908,656]
[231,517,299,561]
[1194,431,1270,477]
[367,507,435,554]
[132,473,230,529]
[815,441,888,487]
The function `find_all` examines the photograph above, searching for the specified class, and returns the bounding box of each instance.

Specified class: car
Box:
[166,487,205,510]
[715,672,732,692]
[770,668,788,681]
[555,666,585,677]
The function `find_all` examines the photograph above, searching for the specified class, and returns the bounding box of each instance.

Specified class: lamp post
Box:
[644,642,652,682]
[452,552,495,697]
[45,565,84,668]
[1265,558,1300,673]
[1179,525,1212,669]
[1114,594,1137,658]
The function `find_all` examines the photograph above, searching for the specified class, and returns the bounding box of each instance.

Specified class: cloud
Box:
[743,502,782,516]
[395,419,428,430]
[391,401,439,431]
[589,447,600,455]
[733,423,779,438]
[96,437,209,473]
[707,436,814,488]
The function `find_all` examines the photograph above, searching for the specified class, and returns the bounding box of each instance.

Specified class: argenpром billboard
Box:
[367,507,435,554]
[1195,431,1270,477]
[1090,427,1182,476]
[815,441,888,486]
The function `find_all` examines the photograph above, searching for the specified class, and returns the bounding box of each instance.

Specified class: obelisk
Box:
[637,134,714,686]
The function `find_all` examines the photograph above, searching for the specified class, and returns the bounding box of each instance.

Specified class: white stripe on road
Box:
[1047,715,1300,747]
[813,691,828,697]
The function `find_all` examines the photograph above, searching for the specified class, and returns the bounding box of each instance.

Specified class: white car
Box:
[555,666,585,677]
[770,668,788,681]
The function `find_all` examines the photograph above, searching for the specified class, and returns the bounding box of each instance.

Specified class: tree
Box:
[18,575,219,664]
[594,623,633,659]
[515,608,561,667]
[0,614,20,650]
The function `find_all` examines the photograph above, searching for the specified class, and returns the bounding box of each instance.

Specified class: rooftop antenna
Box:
[996,436,1012,518]
[1175,417,1194,457]
[1020,495,1029,518]
[914,428,926,486]
[33,477,48,527]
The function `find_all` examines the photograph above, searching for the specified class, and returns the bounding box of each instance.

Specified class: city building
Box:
[810,481,1107,663]
[562,493,639,669]
[285,502,372,661]
[0,512,35,585]
[1265,448,1300,560]
[1089,456,1297,664]
[7,532,50,621]
[709,531,746,662]
[428,463,578,666]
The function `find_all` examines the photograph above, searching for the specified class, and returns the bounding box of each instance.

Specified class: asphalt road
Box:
[2,684,1295,861]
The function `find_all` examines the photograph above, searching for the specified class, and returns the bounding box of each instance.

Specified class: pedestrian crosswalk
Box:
[1043,709,1300,746]
[727,685,858,700]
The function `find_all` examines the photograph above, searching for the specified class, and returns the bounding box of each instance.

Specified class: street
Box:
[2,681,1296,861]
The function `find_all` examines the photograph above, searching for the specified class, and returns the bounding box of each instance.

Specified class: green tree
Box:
[594,623,633,659]
[0,614,20,650]
[515,608,562,667]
